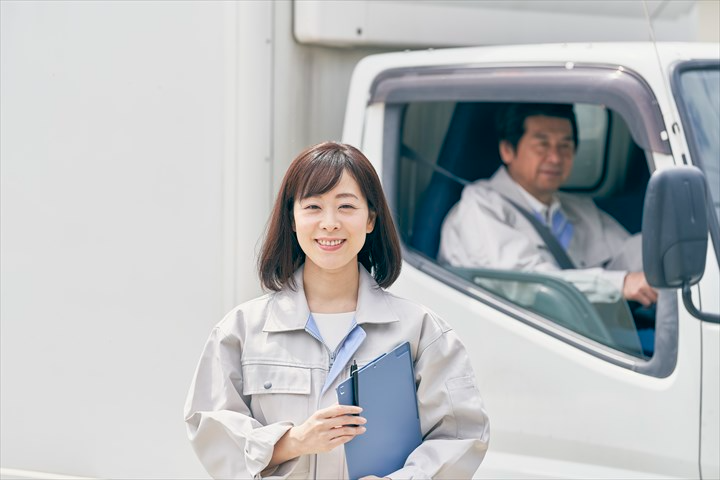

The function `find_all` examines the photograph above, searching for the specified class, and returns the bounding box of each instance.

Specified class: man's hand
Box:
[622,272,658,307]
[269,404,366,467]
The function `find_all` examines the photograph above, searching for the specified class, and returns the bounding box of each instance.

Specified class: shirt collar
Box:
[514,183,562,223]
[263,264,400,333]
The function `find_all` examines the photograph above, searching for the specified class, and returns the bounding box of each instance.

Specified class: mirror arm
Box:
[682,283,720,324]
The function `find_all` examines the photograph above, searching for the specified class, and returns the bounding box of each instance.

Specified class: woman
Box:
[184,142,489,479]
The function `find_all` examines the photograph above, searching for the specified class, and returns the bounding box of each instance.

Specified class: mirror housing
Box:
[642,166,708,288]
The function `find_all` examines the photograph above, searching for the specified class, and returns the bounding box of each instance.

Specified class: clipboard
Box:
[336,342,423,480]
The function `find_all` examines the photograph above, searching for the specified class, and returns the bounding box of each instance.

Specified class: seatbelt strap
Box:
[401,143,576,269]
[502,197,577,270]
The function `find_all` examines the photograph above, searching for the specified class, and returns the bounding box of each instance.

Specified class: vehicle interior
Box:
[395,101,655,359]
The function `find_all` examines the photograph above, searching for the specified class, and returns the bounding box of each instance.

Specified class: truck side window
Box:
[672,63,720,263]
[397,101,654,359]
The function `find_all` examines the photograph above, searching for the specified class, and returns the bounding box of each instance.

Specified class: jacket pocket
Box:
[446,375,484,440]
[242,363,312,476]
[242,363,311,395]
[241,364,312,425]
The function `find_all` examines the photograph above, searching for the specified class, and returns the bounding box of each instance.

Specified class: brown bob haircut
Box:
[258,141,402,291]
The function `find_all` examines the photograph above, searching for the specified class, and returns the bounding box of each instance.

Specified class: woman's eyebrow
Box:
[336,193,360,200]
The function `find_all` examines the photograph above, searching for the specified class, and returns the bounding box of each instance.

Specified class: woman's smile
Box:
[293,171,375,275]
[316,238,346,250]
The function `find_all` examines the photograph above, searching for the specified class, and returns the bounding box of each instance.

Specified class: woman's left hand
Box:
[359,477,390,480]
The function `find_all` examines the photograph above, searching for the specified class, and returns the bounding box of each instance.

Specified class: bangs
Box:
[260,141,401,290]
[296,150,351,200]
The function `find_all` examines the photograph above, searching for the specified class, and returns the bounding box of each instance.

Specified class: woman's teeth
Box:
[317,239,343,246]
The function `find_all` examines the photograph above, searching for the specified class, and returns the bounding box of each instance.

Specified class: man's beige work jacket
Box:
[184,265,490,479]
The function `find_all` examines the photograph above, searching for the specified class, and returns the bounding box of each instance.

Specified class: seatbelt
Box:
[401,144,471,186]
[401,143,576,269]
[502,197,577,270]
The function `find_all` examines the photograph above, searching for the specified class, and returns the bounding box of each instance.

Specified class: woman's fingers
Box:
[329,425,366,440]
[328,414,367,428]
[317,404,363,419]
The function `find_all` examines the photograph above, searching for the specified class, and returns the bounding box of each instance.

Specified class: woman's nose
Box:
[320,211,340,230]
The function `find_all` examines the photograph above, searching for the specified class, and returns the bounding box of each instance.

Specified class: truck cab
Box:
[342,43,720,478]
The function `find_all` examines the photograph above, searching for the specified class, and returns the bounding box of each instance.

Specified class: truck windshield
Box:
[675,66,720,222]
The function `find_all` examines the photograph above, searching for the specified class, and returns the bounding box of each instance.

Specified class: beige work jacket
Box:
[184,265,489,479]
[439,167,641,303]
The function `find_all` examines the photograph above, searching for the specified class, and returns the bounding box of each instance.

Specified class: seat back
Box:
[410,102,505,258]
[594,143,650,234]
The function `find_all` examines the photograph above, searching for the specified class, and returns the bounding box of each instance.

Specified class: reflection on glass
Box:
[451,267,648,359]
[678,67,720,221]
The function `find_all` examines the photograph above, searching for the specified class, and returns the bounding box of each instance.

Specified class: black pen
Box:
[350,359,359,407]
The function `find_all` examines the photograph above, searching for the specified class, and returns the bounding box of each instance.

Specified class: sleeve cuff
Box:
[387,466,431,480]
[244,422,295,478]
[601,269,627,294]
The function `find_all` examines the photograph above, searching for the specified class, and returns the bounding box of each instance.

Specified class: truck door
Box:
[348,56,703,478]
[671,59,720,480]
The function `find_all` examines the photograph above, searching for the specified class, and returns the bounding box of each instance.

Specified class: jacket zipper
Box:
[306,328,335,479]
[307,325,357,479]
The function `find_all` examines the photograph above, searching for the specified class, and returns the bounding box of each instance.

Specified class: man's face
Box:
[499,115,575,204]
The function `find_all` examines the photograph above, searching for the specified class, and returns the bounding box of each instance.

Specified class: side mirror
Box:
[642,166,708,288]
[642,166,718,322]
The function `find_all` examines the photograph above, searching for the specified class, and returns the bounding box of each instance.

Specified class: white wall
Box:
[1,1,231,478]
[0,1,388,478]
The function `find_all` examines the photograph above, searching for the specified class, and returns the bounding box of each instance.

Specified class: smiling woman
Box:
[183,141,490,479]
[293,172,377,292]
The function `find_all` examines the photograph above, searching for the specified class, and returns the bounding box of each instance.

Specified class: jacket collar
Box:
[488,167,535,210]
[489,167,571,219]
[263,264,400,333]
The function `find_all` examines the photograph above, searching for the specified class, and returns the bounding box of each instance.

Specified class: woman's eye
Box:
[340,204,357,209]
[304,204,320,210]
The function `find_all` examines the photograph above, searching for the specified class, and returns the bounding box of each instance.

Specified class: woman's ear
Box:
[366,211,377,234]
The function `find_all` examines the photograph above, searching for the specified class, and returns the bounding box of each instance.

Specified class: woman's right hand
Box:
[270,404,366,466]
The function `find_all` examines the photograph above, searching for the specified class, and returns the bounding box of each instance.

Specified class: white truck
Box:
[342,42,720,479]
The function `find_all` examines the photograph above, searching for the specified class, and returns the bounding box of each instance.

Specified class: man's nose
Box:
[545,145,564,164]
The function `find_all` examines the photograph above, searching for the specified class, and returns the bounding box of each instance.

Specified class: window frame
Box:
[377,64,678,378]
[670,60,720,269]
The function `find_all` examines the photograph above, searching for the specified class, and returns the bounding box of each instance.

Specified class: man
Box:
[438,103,657,307]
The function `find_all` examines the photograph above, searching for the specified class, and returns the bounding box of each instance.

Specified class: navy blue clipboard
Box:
[336,342,422,480]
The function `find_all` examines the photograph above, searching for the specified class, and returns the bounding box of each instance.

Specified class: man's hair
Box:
[496,103,579,151]
[258,141,402,291]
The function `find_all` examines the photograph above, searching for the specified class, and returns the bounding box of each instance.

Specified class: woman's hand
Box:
[359,476,390,480]
[270,404,366,466]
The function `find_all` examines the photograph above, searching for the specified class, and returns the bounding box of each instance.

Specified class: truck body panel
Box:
[344,41,720,478]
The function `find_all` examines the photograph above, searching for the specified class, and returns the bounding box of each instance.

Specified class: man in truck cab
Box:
[437,103,658,307]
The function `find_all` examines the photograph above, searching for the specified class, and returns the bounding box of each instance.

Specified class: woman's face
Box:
[293,171,375,276]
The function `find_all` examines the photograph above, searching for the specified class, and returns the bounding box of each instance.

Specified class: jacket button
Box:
[263,381,272,390]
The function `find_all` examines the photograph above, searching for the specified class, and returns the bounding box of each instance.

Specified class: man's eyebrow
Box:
[530,132,574,142]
